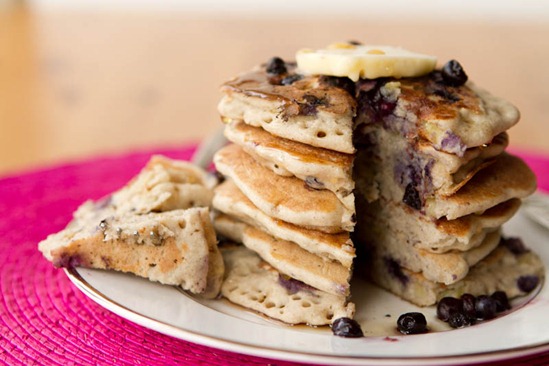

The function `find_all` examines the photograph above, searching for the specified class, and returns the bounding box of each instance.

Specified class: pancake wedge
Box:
[224,120,354,210]
[221,245,355,325]
[215,215,351,297]
[213,180,355,268]
[214,144,354,232]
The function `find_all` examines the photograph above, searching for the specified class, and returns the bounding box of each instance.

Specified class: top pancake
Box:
[219,62,356,154]
[220,59,519,155]
[355,73,519,153]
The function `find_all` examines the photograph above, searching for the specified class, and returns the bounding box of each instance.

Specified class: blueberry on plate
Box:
[436,297,462,322]
[448,312,471,329]
[491,291,511,312]
[397,312,428,335]
[475,295,497,320]
[331,317,364,338]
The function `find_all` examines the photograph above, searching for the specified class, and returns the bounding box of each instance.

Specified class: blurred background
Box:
[1,0,548,176]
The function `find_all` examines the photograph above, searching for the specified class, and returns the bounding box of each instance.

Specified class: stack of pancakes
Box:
[212,59,358,325]
[352,68,543,306]
[212,46,544,323]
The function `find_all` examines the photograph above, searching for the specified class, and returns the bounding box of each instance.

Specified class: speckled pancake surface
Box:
[355,75,520,154]
[219,62,356,154]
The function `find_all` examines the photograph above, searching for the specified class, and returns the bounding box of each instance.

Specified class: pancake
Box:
[364,238,544,306]
[224,120,354,210]
[221,245,354,325]
[355,223,501,285]
[355,128,509,207]
[39,204,224,298]
[39,155,223,298]
[213,180,355,268]
[111,155,217,214]
[424,153,537,220]
[219,62,356,154]
[357,198,520,253]
[215,215,351,297]
[418,132,508,196]
[214,143,354,232]
[353,75,519,153]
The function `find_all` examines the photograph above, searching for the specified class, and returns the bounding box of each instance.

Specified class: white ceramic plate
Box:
[66,211,549,365]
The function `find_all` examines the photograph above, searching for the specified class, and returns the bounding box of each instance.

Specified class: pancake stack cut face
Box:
[213,42,542,323]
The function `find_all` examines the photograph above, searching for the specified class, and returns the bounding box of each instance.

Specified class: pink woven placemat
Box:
[0,145,548,366]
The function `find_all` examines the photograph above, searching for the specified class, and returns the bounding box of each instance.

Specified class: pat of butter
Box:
[296,44,437,81]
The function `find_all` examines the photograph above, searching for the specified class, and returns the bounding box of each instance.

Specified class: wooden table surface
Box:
[1,5,548,176]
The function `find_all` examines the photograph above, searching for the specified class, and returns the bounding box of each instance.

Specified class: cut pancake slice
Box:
[221,245,355,325]
[224,120,355,210]
[358,197,520,253]
[418,132,509,197]
[214,143,354,232]
[424,153,537,220]
[354,127,511,208]
[355,226,501,285]
[39,155,223,299]
[363,77,520,152]
[213,179,355,268]
[364,238,544,306]
[214,214,351,297]
[219,62,356,154]
[40,205,224,298]
[110,155,217,214]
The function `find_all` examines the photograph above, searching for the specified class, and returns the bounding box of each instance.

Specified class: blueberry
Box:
[448,312,471,329]
[475,295,497,320]
[305,176,325,189]
[320,75,356,96]
[517,275,539,293]
[266,57,287,75]
[437,297,462,322]
[384,257,408,285]
[281,74,302,85]
[460,293,477,320]
[331,317,364,338]
[402,183,422,210]
[441,60,468,87]
[397,312,428,335]
[501,237,529,255]
[491,291,511,312]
